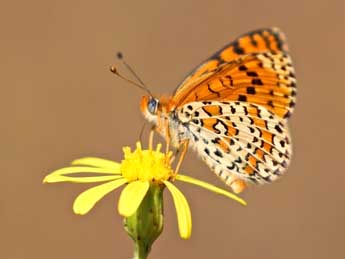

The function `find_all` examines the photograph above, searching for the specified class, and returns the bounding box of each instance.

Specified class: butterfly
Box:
[139,28,296,193]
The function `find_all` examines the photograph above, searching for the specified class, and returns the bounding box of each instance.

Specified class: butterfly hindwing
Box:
[176,101,291,185]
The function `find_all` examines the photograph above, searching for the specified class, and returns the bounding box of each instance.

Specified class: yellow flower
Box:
[43,142,246,239]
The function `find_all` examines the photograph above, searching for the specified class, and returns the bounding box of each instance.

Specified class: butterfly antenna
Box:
[116,52,147,87]
[110,52,153,96]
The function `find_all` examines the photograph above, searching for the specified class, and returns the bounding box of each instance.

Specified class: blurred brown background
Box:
[2,0,345,258]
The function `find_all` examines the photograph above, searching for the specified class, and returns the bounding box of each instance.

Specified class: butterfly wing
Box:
[172,28,296,119]
[173,52,296,118]
[176,101,291,186]
[163,28,296,190]
[174,28,288,96]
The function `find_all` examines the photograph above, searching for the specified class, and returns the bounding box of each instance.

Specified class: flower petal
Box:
[43,166,121,183]
[73,178,127,215]
[164,181,192,239]
[176,174,247,206]
[44,175,122,183]
[71,157,120,170]
[118,181,150,217]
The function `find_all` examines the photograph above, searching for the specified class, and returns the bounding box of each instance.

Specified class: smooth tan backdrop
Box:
[2,0,345,258]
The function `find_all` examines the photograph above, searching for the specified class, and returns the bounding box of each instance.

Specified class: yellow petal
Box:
[164,181,192,239]
[118,181,150,217]
[44,175,122,183]
[176,174,247,206]
[43,166,121,183]
[71,157,120,170]
[73,178,127,215]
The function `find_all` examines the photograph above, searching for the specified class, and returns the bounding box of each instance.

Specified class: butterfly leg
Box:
[164,117,172,155]
[149,125,156,150]
[165,136,171,155]
[174,140,189,174]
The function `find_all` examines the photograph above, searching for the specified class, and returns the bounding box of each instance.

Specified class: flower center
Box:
[120,142,174,183]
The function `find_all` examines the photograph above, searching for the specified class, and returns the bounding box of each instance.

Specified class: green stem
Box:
[134,241,149,259]
[124,184,164,259]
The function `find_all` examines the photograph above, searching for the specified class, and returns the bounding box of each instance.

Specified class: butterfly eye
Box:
[147,98,158,115]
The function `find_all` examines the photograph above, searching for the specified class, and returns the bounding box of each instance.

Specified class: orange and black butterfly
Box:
[116,28,296,193]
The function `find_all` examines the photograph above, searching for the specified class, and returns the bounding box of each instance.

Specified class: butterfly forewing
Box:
[174,28,289,99]
[173,52,296,119]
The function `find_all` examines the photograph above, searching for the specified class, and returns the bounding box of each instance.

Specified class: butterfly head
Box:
[140,95,160,123]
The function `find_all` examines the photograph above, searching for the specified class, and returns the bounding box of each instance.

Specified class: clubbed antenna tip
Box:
[110,66,117,74]
[117,52,123,60]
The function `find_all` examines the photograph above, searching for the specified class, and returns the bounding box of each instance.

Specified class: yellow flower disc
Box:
[120,142,174,183]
